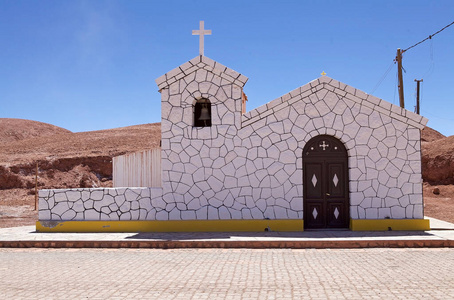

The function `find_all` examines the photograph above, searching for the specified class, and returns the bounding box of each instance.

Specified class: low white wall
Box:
[38,188,163,221]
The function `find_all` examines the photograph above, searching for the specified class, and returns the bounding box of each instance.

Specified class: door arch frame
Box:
[302,135,350,229]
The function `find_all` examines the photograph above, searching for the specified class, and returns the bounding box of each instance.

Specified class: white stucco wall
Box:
[38,188,163,221]
[156,56,427,221]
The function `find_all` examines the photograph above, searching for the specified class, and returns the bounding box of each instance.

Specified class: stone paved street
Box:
[0,248,453,299]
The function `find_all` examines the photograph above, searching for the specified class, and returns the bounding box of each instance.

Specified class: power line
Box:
[422,38,435,79]
[395,20,453,108]
[370,61,394,95]
[403,21,454,53]
[393,70,398,105]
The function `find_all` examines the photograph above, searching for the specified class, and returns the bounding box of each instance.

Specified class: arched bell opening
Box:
[193,98,212,127]
[303,135,350,229]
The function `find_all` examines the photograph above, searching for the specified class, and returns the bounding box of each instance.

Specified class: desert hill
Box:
[422,134,454,184]
[419,126,454,185]
[0,119,160,192]
[0,118,72,144]
[0,122,160,164]
[421,126,446,142]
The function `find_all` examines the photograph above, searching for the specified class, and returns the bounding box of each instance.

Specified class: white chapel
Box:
[37,22,430,232]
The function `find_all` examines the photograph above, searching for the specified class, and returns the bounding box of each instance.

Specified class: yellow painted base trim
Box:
[350,219,430,231]
[36,218,430,233]
[36,219,304,233]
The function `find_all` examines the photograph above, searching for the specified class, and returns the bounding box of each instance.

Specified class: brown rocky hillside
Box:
[0,118,72,143]
[0,119,160,190]
[0,121,161,165]
[420,126,454,185]
[421,126,446,142]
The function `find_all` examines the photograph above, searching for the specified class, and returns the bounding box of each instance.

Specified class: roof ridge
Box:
[242,77,427,129]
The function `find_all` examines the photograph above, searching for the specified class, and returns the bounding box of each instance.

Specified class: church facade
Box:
[37,55,430,232]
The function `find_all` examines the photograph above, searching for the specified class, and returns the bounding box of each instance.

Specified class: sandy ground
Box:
[423,183,454,224]
[0,189,37,228]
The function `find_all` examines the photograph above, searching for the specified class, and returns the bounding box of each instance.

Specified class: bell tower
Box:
[156,55,248,139]
[155,55,247,210]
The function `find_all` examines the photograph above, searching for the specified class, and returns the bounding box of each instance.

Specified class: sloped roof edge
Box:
[155,56,248,91]
[242,76,428,130]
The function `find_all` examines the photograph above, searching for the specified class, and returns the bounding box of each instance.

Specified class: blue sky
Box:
[1,0,453,136]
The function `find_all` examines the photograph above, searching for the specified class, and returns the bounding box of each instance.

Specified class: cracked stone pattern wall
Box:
[39,56,427,222]
[157,56,427,221]
[38,188,163,221]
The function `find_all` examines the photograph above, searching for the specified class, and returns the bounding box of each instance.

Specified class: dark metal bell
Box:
[198,106,210,121]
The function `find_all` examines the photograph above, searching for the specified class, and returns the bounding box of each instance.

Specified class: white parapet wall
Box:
[38,188,163,221]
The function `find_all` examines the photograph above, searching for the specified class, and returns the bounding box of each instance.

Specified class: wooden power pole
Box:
[34,162,38,210]
[415,79,423,115]
[394,22,454,110]
[396,48,405,109]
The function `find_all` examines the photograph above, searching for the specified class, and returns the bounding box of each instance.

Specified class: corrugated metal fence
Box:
[113,148,161,187]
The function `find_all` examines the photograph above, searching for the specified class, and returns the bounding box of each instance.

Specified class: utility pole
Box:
[415,79,423,115]
[396,48,405,109]
[34,162,38,210]
[394,22,454,110]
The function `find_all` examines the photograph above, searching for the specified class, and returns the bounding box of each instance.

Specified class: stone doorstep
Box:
[1,239,454,249]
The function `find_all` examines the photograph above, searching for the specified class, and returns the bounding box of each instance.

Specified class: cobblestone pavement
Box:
[1,248,453,299]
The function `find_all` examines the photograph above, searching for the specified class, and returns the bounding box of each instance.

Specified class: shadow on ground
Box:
[125,230,435,241]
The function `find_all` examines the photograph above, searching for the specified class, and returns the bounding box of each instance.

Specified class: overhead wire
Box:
[393,70,398,105]
[392,21,453,110]
[370,61,394,95]
[370,21,452,98]
[422,38,435,79]
[403,21,454,53]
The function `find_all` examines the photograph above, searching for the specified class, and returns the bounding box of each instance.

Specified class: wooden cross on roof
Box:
[192,21,211,56]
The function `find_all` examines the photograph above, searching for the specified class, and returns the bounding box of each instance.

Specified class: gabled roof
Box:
[155,56,248,91]
[156,56,428,129]
[242,76,428,130]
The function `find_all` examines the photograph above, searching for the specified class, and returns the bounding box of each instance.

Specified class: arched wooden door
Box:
[303,135,349,229]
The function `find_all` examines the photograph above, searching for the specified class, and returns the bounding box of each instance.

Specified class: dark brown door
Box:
[303,135,349,229]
